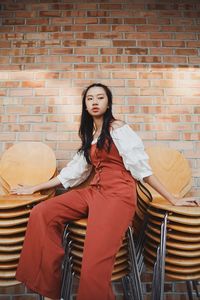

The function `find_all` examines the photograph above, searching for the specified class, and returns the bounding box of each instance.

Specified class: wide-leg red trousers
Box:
[16,183,136,300]
[16,141,137,299]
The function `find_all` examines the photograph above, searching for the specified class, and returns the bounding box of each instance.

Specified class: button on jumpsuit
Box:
[15,140,137,300]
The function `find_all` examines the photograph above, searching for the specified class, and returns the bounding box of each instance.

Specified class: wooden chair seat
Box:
[0,244,22,252]
[145,146,192,198]
[0,207,31,219]
[147,239,200,257]
[0,279,20,287]
[0,142,56,188]
[147,223,200,242]
[0,235,24,245]
[0,226,27,236]
[144,247,200,266]
[0,217,29,228]
[0,194,49,209]
[0,253,20,263]
[150,196,200,217]
[0,269,16,279]
[0,261,18,270]
[145,255,200,274]
[148,219,200,234]
[147,207,200,225]
[146,231,200,250]
[166,271,200,281]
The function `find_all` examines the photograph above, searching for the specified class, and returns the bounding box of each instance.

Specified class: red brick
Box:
[150,48,173,55]
[125,18,146,24]
[22,81,45,88]
[138,41,161,47]
[189,57,200,64]
[150,33,172,39]
[87,40,111,47]
[63,40,86,47]
[51,18,73,25]
[99,4,122,10]
[87,56,111,63]
[100,48,123,55]
[36,56,60,63]
[113,40,136,47]
[163,56,187,64]
[175,49,198,55]
[50,4,73,10]
[63,11,86,17]
[87,25,111,32]
[39,26,61,32]
[24,49,48,55]
[100,18,123,24]
[14,26,37,33]
[11,57,35,64]
[163,41,185,47]
[39,11,62,17]
[75,33,97,39]
[26,18,49,25]
[75,48,98,55]
[0,57,9,63]
[63,25,86,31]
[75,17,98,24]
[50,48,73,55]
[136,25,160,32]
[139,56,162,63]
[75,3,97,10]
[112,25,135,32]
[124,48,148,55]
[87,11,108,17]
[3,19,25,25]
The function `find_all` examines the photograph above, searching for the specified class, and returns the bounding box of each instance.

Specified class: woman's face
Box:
[85,86,109,118]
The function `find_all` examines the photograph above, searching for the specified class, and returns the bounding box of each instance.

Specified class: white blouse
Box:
[57,124,153,189]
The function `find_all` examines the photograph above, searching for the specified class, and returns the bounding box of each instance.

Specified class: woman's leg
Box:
[16,189,89,299]
[77,188,136,300]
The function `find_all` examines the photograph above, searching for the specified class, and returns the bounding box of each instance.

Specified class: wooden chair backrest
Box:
[0,142,56,189]
[145,145,192,198]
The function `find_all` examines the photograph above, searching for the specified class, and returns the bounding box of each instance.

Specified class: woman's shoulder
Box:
[110,119,126,130]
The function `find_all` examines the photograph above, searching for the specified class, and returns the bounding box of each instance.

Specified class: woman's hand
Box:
[10,184,36,195]
[172,197,200,207]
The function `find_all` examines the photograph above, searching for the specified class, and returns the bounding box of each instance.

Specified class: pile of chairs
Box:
[143,146,200,300]
[0,142,57,286]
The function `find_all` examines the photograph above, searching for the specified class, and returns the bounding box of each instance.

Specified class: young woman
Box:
[11,83,199,300]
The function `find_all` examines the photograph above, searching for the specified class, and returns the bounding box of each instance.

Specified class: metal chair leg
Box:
[150,213,168,300]
[127,226,143,300]
[186,281,195,300]
[122,275,132,300]
[192,280,200,297]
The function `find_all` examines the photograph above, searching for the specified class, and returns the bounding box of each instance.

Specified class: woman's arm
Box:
[144,174,199,206]
[10,177,61,195]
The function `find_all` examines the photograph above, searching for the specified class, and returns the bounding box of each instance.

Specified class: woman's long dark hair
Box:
[78,83,115,164]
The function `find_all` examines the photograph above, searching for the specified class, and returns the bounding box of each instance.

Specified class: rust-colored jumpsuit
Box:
[16,141,137,300]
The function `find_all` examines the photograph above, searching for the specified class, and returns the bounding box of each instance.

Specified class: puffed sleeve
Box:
[110,124,153,181]
[57,152,92,189]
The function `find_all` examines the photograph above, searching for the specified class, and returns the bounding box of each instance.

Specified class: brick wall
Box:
[0,0,200,299]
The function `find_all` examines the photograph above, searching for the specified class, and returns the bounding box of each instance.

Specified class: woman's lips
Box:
[92,107,100,112]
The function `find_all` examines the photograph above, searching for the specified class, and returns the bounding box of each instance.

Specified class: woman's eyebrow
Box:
[87,93,104,97]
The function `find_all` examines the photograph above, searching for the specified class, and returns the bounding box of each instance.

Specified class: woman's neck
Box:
[93,117,103,132]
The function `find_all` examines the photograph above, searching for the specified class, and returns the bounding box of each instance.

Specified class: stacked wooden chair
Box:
[143,145,200,300]
[0,142,57,287]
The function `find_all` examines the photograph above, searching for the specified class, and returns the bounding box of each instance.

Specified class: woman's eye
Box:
[98,97,104,100]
